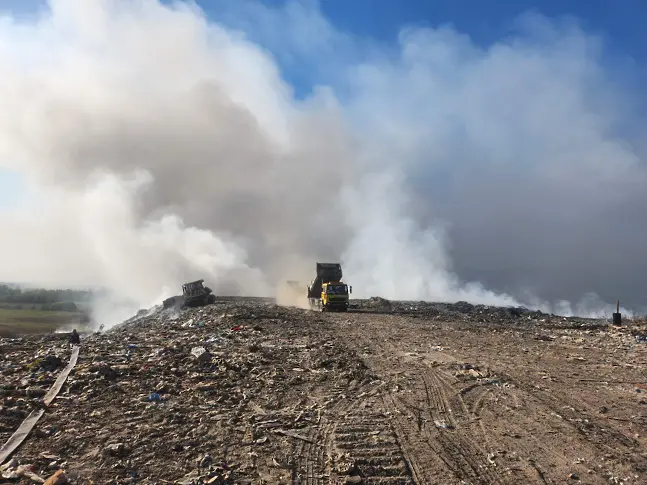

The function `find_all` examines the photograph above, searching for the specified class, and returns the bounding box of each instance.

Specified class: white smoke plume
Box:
[0,0,644,323]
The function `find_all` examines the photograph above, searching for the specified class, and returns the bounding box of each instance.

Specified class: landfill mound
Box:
[361,296,393,312]
[1,297,647,484]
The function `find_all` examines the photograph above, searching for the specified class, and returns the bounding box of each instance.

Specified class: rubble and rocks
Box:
[354,297,613,330]
[38,356,63,373]
[1,300,375,483]
[363,296,393,312]
[1,297,646,484]
[190,346,212,363]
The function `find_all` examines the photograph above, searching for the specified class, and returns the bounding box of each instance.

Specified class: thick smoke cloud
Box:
[0,0,645,320]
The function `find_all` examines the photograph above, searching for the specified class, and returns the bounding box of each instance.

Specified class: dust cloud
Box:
[0,0,644,322]
[275,281,311,310]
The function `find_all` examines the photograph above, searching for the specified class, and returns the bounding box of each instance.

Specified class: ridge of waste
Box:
[1,297,646,484]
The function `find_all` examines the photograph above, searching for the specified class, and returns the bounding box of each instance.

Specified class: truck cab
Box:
[321,282,352,312]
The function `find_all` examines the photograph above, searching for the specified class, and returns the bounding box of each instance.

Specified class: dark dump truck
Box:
[307,263,351,311]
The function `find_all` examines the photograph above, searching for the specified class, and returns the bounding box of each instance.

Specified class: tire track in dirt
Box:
[382,392,448,484]
[452,365,644,483]
[332,403,414,484]
[421,368,505,484]
[518,378,639,450]
[287,323,415,485]
[440,367,538,472]
[291,419,324,484]
[506,376,646,478]
[331,314,574,484]
[290,390,349,483]
[455,371,572,483]
[291,386,415,484]
[327,314,452,482]
[383,370,506,484]
[290,385,364,483]
[326,312,647,484]
[339,317,505,484]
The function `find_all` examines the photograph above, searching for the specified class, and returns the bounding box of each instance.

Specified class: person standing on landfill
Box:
[69,329,80,345]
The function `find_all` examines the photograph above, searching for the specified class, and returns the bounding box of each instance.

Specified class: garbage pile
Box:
[354,297,614,329]
[362,297,392,313]
[2,296,646,484]
[1,300,373,484]
[0,343,68,444]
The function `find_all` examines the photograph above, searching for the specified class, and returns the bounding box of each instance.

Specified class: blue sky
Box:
[0,169,24,208]
[0,0,645,210]
[303,0,646,63]
[3,1,645,59]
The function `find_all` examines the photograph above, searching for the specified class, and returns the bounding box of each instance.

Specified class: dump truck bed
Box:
[308,262,343,299]
[316,263,342,281]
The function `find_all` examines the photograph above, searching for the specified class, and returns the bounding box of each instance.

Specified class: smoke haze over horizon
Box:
[0,0,645,320]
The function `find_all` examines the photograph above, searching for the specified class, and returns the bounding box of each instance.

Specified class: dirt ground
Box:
[1,298,646,484]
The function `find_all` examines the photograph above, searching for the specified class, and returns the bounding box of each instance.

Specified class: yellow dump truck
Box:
[320,281,352,312]
[307,263,352,312]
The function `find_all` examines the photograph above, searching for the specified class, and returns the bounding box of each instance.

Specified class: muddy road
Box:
[2,299,646,484]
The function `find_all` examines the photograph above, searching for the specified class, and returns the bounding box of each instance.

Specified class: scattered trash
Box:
[365,296,392,312]
[43,469,68,485]
[1,297,645,483]
[535,334,555,342]
[434,420,455,430]
[190,346,212,363]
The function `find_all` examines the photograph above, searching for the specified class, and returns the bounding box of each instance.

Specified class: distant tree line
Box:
[0,285,92,312]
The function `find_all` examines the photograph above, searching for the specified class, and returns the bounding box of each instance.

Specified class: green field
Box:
[0,308,82,337]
